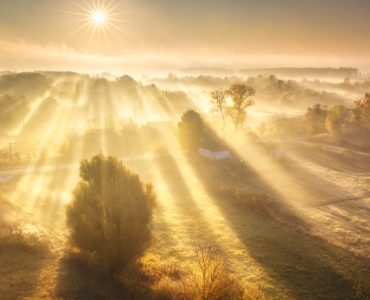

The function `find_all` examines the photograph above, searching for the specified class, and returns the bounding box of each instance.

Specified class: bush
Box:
[178,110,205,151]
[183,244,244,300]
[148,244,247,300]
[0,196,50,256]
[0,223,50,256]
[66,154,155,275]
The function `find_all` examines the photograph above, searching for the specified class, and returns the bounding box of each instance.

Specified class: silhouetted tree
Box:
[66,154,155,275]
[178,110,205,150]
[325,105,348,135]
[211,89,226,131]
[305,104,327,135]
[351,93,370,128]
[226,84,255,131]
[179,244,245,300]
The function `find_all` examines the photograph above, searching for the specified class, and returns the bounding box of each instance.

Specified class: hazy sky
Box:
[0,0,369,72]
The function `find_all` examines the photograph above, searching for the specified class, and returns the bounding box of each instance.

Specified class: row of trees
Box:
[306,93,370,136]
[210,83,255,131]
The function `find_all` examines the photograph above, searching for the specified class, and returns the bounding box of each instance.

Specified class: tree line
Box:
[306,93,370,136]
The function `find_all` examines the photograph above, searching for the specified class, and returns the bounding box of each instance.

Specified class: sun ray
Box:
[10,78,62,138]
[7,77,88,235]
[143,127,267,281]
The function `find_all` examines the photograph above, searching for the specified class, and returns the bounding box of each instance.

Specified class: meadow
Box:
[0,70,369,299]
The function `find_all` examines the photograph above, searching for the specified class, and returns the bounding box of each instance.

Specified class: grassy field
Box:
[0,143,370,299]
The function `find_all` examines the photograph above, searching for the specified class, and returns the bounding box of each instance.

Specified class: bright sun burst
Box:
[68,0,127,50]
[91,10,106,25]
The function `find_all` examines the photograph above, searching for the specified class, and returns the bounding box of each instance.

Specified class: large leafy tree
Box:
[305,104,327,135]
[325,105,348,135]
[211,89,226,131]
[178,110,205,150]
[226,84,255,131]
[66,154,155,274]
[351,93,370,128]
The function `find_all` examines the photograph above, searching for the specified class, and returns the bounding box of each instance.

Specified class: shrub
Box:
[186,244,244,300]
[169,244,245,300]
[140,248,266,300]
[66,154,155,275]
[0,223,50,256]
[178,110,205,151]
[0,196,50,256]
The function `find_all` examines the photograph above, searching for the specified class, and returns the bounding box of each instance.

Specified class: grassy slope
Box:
[0,154,369,299]
[136,154,370,300]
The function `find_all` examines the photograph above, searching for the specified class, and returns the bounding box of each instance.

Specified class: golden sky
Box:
[0,0,369,73]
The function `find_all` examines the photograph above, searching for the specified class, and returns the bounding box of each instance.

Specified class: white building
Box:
[198,148,231,160]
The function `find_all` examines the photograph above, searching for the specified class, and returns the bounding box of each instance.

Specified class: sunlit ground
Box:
[1,76,370,298]
[2,133,369,297]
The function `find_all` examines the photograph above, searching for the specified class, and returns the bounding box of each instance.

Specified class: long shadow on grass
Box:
[280,149,361,205]
[55,254,155,300]
[295,143,370,174]
[281,158,351,205]
[184,152,370,300]
[153,151,225,251]
[0,250,48,299]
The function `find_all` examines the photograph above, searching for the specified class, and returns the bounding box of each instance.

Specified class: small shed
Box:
[198,148,230,160]
[198,140,230,160]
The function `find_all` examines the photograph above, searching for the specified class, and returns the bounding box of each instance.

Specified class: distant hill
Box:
[181,68,236,76]
[180,67,360,78]
[239,67,360,78]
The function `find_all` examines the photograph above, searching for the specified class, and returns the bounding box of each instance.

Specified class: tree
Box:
[325,105,348,135]
[211,89,226,131]
[351,93,370,128]
[179,244,245,300]
[226,84,255,131]
[66,154,155,275]
[305,104,327,135]
[178,110,205,150]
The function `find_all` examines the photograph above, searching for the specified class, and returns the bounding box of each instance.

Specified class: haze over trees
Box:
[302,93,370,149]
[1,0,370,297]
[240,67,360,79]
[1,70,370,299]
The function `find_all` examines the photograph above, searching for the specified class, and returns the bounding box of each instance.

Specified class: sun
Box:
[91,10,106,25]
[67,0,129,51]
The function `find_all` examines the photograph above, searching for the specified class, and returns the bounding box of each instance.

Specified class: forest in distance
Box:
[0,67,370,300]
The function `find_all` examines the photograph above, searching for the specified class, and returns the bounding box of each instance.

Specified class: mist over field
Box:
[1,1,370,299]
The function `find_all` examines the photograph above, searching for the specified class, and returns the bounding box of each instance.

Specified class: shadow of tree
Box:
[294,143,370,174]
[153,152,225,247]
[0,251,49,299]
[55,254,155,300]
[183,146,370,299]
[282,160,350,204]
